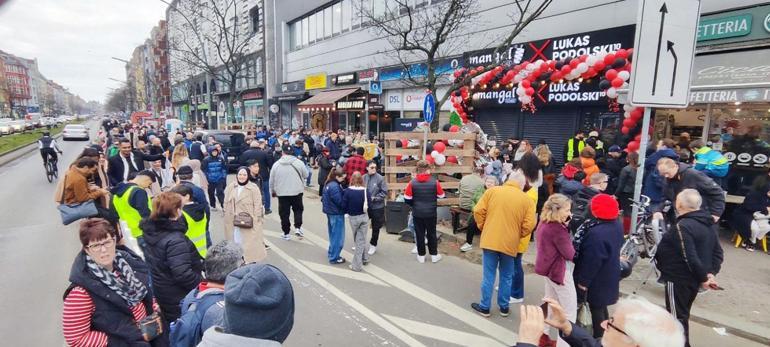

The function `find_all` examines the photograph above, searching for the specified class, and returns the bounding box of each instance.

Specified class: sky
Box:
[0,0,168,103]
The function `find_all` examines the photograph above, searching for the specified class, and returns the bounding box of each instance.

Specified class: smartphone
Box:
[540,302,549,317]
[709,284,725,291]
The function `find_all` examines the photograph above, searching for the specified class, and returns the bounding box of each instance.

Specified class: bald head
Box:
[606,296,685,347]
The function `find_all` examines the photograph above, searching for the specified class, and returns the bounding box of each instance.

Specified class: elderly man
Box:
[654,157,725,223]
[516,296,685,347]
[471,170,536,317]
[655,189,723,347]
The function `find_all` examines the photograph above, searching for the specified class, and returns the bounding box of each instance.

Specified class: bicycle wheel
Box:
[45,161,54,183]
[620,237,639,267]
[52,160,58,179]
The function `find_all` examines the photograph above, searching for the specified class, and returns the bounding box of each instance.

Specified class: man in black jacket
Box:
[655,189,723,347]
[107,138,166,186]
[241,139,273,213]
[655,158,725,223]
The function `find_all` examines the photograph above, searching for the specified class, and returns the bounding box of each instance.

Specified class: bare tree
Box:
[361,0,552,130]
[105,86,129,113]
[164,0,260,127]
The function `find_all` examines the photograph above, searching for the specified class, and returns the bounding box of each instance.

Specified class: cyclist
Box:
[39,131,63,168]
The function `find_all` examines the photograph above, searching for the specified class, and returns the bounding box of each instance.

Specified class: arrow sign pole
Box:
[667,41,678,96]
[652,3,668,95]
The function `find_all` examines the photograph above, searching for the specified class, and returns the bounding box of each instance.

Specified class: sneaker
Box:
[509,297,524,304]
[471,303,490,317]
[351,246,356,251]
[460,243,473,252]
[264,243,270,250]
[411,246,418,254]
[265,209,272,215]
[368,246,377,256]
[417,255,425,263]
[281,234,291,241]
[746,245,756,252]
[349,264,362,272]
[363,259,369,265]
[431,254,442,263]
[294,227,305,238]
[500,306,510,317]
[330,257,346,264]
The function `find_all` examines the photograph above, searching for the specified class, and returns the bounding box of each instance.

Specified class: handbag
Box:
[233,212,254,229]
[57,175,99,225]
[137,310,164,341]
[576,290,593,332]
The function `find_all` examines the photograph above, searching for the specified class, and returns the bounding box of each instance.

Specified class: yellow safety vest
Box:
[182,210,208,258]
[566,138,585,162]
[113,186,152,238]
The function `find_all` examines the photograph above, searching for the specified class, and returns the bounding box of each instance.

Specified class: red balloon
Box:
[634,134,642,142]
[569,59,580,68]
[630,109,643,120]
[616,49,628,59]
[603,53,616,65]
[400,139,408,148]
[623,118,635,128]
[469,70,478,76]
[526,87,535,96]
[561,65,572,75]
[433,141,446,153]
[621,126,630,135]
[521,79,531,88]
[551,71,563,82]
[548,60,557,69]
[449,125,460,132]
[395,155,403,161]
[611,78,624,88]
[446,156,459,164]
[586,68,597,77]
[605,69,619,81]
[593,61,605,71]
[580,55,588,62]
[626,48,634,59]
[539,63,549,72]
[425,155,435,164]
[627,141,640,152]
[476,66,485,72]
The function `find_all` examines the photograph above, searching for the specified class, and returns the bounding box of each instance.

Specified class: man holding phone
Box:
[654,189,723,347]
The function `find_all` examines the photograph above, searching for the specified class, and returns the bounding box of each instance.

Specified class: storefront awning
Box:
[690,49,770,103]
[297,88,359,110]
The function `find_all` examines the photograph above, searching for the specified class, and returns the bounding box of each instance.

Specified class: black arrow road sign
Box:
[667,40,678,96]
[652,3,668,95]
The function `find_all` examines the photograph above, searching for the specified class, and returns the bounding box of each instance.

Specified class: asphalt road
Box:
[0,122,763,346]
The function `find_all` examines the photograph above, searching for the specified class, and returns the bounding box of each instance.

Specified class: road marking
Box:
[383,314,507,347]
[263,220,518,346]
[300,260,391,287]
[264,238,427,347]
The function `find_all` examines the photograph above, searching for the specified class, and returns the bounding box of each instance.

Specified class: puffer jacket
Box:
[140,217,204,322]
[202,154,228,183]
[322,180,345,215]
[269,155,308,196]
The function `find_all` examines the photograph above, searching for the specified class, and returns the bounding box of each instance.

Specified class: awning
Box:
[690,49,770,104]
[297,88,359,110]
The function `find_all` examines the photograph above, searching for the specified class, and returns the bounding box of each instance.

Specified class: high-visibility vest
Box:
[182,210,208,258]
[113,186,152,238]
[566,138,585,162]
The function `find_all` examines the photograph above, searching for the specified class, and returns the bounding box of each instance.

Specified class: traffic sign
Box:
[369,81,382,95]
[629,0,701,108]
[423,92,436,123]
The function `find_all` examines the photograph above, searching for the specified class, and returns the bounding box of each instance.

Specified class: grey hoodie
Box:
[269,155,308,196]
[363,172,388,210]
[197,326,282,347]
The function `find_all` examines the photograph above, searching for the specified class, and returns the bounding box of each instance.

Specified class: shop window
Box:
[333,3,342,35]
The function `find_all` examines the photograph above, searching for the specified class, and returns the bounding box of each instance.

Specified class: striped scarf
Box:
[86,253,148,307]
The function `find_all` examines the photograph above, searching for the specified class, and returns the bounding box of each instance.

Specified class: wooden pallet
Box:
[383,131,476,206]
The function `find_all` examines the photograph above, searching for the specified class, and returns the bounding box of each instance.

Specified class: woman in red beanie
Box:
[572,193,624,338]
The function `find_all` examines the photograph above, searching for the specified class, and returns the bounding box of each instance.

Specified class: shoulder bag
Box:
[234,212,254,229]
[576,290,593,332]
[57,174,99,225]
[137,303,164,341]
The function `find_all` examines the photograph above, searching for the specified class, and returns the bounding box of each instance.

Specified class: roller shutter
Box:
[475,109,520,144]
[521,109,579,167]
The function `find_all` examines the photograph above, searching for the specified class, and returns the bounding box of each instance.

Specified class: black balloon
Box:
[442,123,452,132]
[425,142,434,154]
[454,91,461,97]
[395,140,403,148]
[555,61,565,70]
[612,58,627,69]
[599,79,611,90]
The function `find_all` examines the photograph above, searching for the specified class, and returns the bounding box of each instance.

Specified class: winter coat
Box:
[343,186,367,216]
[317,154,334,186]
[614,164,637,195]
[404,173,445,218]
[556,175,584,198]
[270,155,307,197]
[661,163,725,218]
[140,217,204,322]
[62,168,106,204]
[458,174,484,211]
[324,138,341,160]
[322,180,345,215]
[474,180,537,257]
[656,209,724,284]
[202,154,228,183]
[239,148,273,180]
[729,187,770,237]
[198,326,281,347]
[693,147,729,178]
[364,172,388,210]
[223,181,266,263]
[107,151,166,186]
[580,157,600,185]
[535,222,575,285]
[642,148,679,204]
[573,220,624,307]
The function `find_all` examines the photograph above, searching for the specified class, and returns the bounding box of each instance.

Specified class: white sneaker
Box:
[431,254,442,263]
[411,246,418,254]
[351,246,356,251]
[460,243,473,252]
[281,234,291,241]
[294,228,305,238]
[417,255,425,263]
[368,246,377,256]
[495,285,498,291]
[509,297,524,304]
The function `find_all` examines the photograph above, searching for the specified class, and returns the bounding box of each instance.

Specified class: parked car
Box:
[194,130,247,171]
[10,120,25,133]
[0,121,12,135]
[62,124,89,141]
[24,120,35,130]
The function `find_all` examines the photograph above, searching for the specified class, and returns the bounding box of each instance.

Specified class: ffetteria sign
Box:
[697,4,770,43]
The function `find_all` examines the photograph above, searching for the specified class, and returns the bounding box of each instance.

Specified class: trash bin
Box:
[385,201,410,235]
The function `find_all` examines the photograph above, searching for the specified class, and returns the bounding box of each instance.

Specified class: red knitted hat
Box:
[590,194,619,220]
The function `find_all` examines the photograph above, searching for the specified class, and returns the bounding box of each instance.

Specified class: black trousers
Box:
[278,194,304,234]
[665,281,699,347]
[368,207,385,246]
[207,180,226,208]
[577,289,609,338]
[413,215,438,256]
[466,216,480,245]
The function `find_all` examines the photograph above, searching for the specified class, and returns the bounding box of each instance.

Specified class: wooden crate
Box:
[383,131,476,206]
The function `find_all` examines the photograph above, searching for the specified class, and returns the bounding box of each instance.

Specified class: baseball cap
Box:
[609,145,622,153]
[282,143,293,154]
[588,131,599,137]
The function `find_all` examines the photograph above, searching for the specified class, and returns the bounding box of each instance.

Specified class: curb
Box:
[0,133,63,167]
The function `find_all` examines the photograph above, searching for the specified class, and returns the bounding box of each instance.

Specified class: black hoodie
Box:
[139,217,203,322]
[655,209,724,284]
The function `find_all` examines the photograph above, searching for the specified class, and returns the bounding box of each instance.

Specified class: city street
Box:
[0,123,764,347]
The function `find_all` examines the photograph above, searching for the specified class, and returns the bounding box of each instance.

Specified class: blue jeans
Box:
[510,254,524,299]
[306,163,313,186]
[480,249,515,310]
[261,179,271,211]
[327,214,345,262]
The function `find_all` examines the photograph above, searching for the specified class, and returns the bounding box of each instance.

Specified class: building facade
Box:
[0,50,31,118]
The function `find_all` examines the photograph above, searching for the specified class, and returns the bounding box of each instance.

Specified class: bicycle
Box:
[44,154,60,183]
[620,195,670,293]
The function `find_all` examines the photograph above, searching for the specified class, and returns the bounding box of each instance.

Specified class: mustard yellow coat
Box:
[473,181,537,257]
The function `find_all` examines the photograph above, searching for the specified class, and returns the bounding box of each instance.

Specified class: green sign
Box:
[197,103,209,110]
[697,14,752,41]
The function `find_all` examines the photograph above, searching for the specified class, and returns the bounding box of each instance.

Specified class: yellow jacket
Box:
[517,188,539,254]
[474,180,537,257]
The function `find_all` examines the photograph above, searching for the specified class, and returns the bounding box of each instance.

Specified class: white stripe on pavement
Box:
[264,238,427,347]
[301,260,391,287]
[264,214,518,346]
[383,314,507,347]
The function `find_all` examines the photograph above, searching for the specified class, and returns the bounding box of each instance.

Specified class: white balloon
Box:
[434,154,446,166]
[622,82,629,88]
[520,95,532,104]
[526,63,537,71]
[606,87,618,98]
[577,63,589,73]
[623,104,633,111]
[535,60,544,67]
[586,55,598,66]
[618,70,631,81]
[513,75,523,83]
[431,150,440,158]
[516,87,526,96]
[624,111,631,118]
